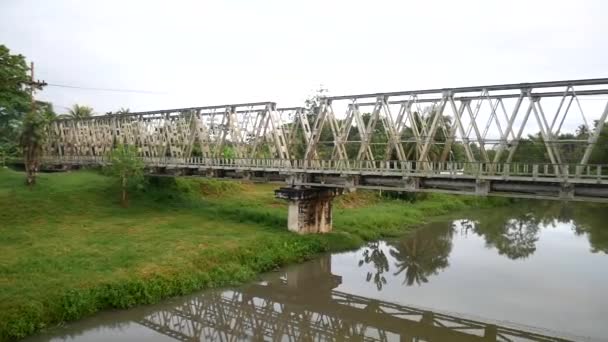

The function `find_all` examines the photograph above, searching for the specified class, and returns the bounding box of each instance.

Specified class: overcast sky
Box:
[1,0,607,115]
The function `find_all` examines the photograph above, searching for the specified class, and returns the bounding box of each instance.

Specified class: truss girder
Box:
[48,102,291,161]
[46,79,608,168]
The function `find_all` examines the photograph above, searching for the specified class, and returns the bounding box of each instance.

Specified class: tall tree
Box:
[19,84,50,186]
[20,109,47,185]
[0,45,30,156]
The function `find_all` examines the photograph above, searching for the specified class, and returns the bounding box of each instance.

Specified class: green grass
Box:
[0,168,506,341]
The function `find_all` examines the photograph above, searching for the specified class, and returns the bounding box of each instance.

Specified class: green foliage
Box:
[0,45,30,157]
[36,101,57,122]
[589,122,608,164]
[221,145,236,158]
[0,168,504,341]
[106,145,145,206]
[180,178,242,196]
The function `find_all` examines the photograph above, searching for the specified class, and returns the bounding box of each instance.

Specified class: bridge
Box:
[42,78,608,233]
[129,256,573,341]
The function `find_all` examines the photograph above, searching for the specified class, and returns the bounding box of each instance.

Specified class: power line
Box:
[46,83,167,95]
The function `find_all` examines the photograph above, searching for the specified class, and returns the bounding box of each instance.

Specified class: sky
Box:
[1,0,607,116]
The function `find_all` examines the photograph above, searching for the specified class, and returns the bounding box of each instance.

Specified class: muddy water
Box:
[27,202,608,341]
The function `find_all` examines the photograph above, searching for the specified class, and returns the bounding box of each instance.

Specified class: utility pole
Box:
[27,62,48,110]
[30,62,35,114]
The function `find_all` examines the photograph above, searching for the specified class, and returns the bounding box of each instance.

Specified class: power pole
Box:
[27,62,48,110]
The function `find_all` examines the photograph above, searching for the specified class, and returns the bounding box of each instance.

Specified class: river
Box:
[26,201,608,341]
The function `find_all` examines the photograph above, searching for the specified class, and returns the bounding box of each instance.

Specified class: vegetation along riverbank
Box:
[0,168,508,341]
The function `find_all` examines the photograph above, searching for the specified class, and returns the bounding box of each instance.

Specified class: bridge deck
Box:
[42,156,608,202]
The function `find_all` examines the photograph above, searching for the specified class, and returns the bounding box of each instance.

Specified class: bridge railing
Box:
[41,155,608,183]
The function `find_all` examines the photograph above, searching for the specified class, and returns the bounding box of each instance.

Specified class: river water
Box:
[27,202,608,341]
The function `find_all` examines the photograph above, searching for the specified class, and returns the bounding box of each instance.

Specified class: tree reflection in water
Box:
[358,201,608,289]
[388,223,453,286]
[358,242,389,290]
[472,213,541,260]
[448,201,608,258]
[358,224,453,288]
[568,205,608,254]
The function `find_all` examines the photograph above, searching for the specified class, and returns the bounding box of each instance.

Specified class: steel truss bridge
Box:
[132,257,574,342]
[43,78,608,202]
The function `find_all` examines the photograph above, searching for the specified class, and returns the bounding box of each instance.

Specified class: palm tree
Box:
[116,107,130,115]
[63,104,94,119]
[20,101,57,185]
[576,124,589,138]
[20,111,46,185]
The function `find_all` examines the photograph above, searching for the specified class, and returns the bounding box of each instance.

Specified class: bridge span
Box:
[42,78,608,233]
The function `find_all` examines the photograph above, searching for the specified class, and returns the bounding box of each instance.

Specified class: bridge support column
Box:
[275,187,342,234]
[475,180,490,195]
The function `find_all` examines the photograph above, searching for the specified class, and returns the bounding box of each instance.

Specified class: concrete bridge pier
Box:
[275,187,343,234]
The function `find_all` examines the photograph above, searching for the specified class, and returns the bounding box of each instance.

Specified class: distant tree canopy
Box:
[61,104,94,119]
[116,107,130,115]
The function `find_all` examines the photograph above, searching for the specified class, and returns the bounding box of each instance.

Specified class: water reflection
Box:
[33,255,576,342]
[359,201,608,289]
[470,212,541,260]
[359,223,453,288]
[389,223,453,286]
[568,206,608,254]
[469,201,608,257]
[359,241,389,290]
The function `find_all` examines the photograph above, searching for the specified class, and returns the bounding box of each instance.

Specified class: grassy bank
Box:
[0,168,507,341]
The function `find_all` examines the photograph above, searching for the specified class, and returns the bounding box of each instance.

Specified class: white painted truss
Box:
[46,79,608,171]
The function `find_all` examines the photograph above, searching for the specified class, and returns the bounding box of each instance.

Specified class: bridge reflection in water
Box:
[137,256,571,342]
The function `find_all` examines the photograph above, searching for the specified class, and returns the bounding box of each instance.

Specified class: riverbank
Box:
[0,168,507,341]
